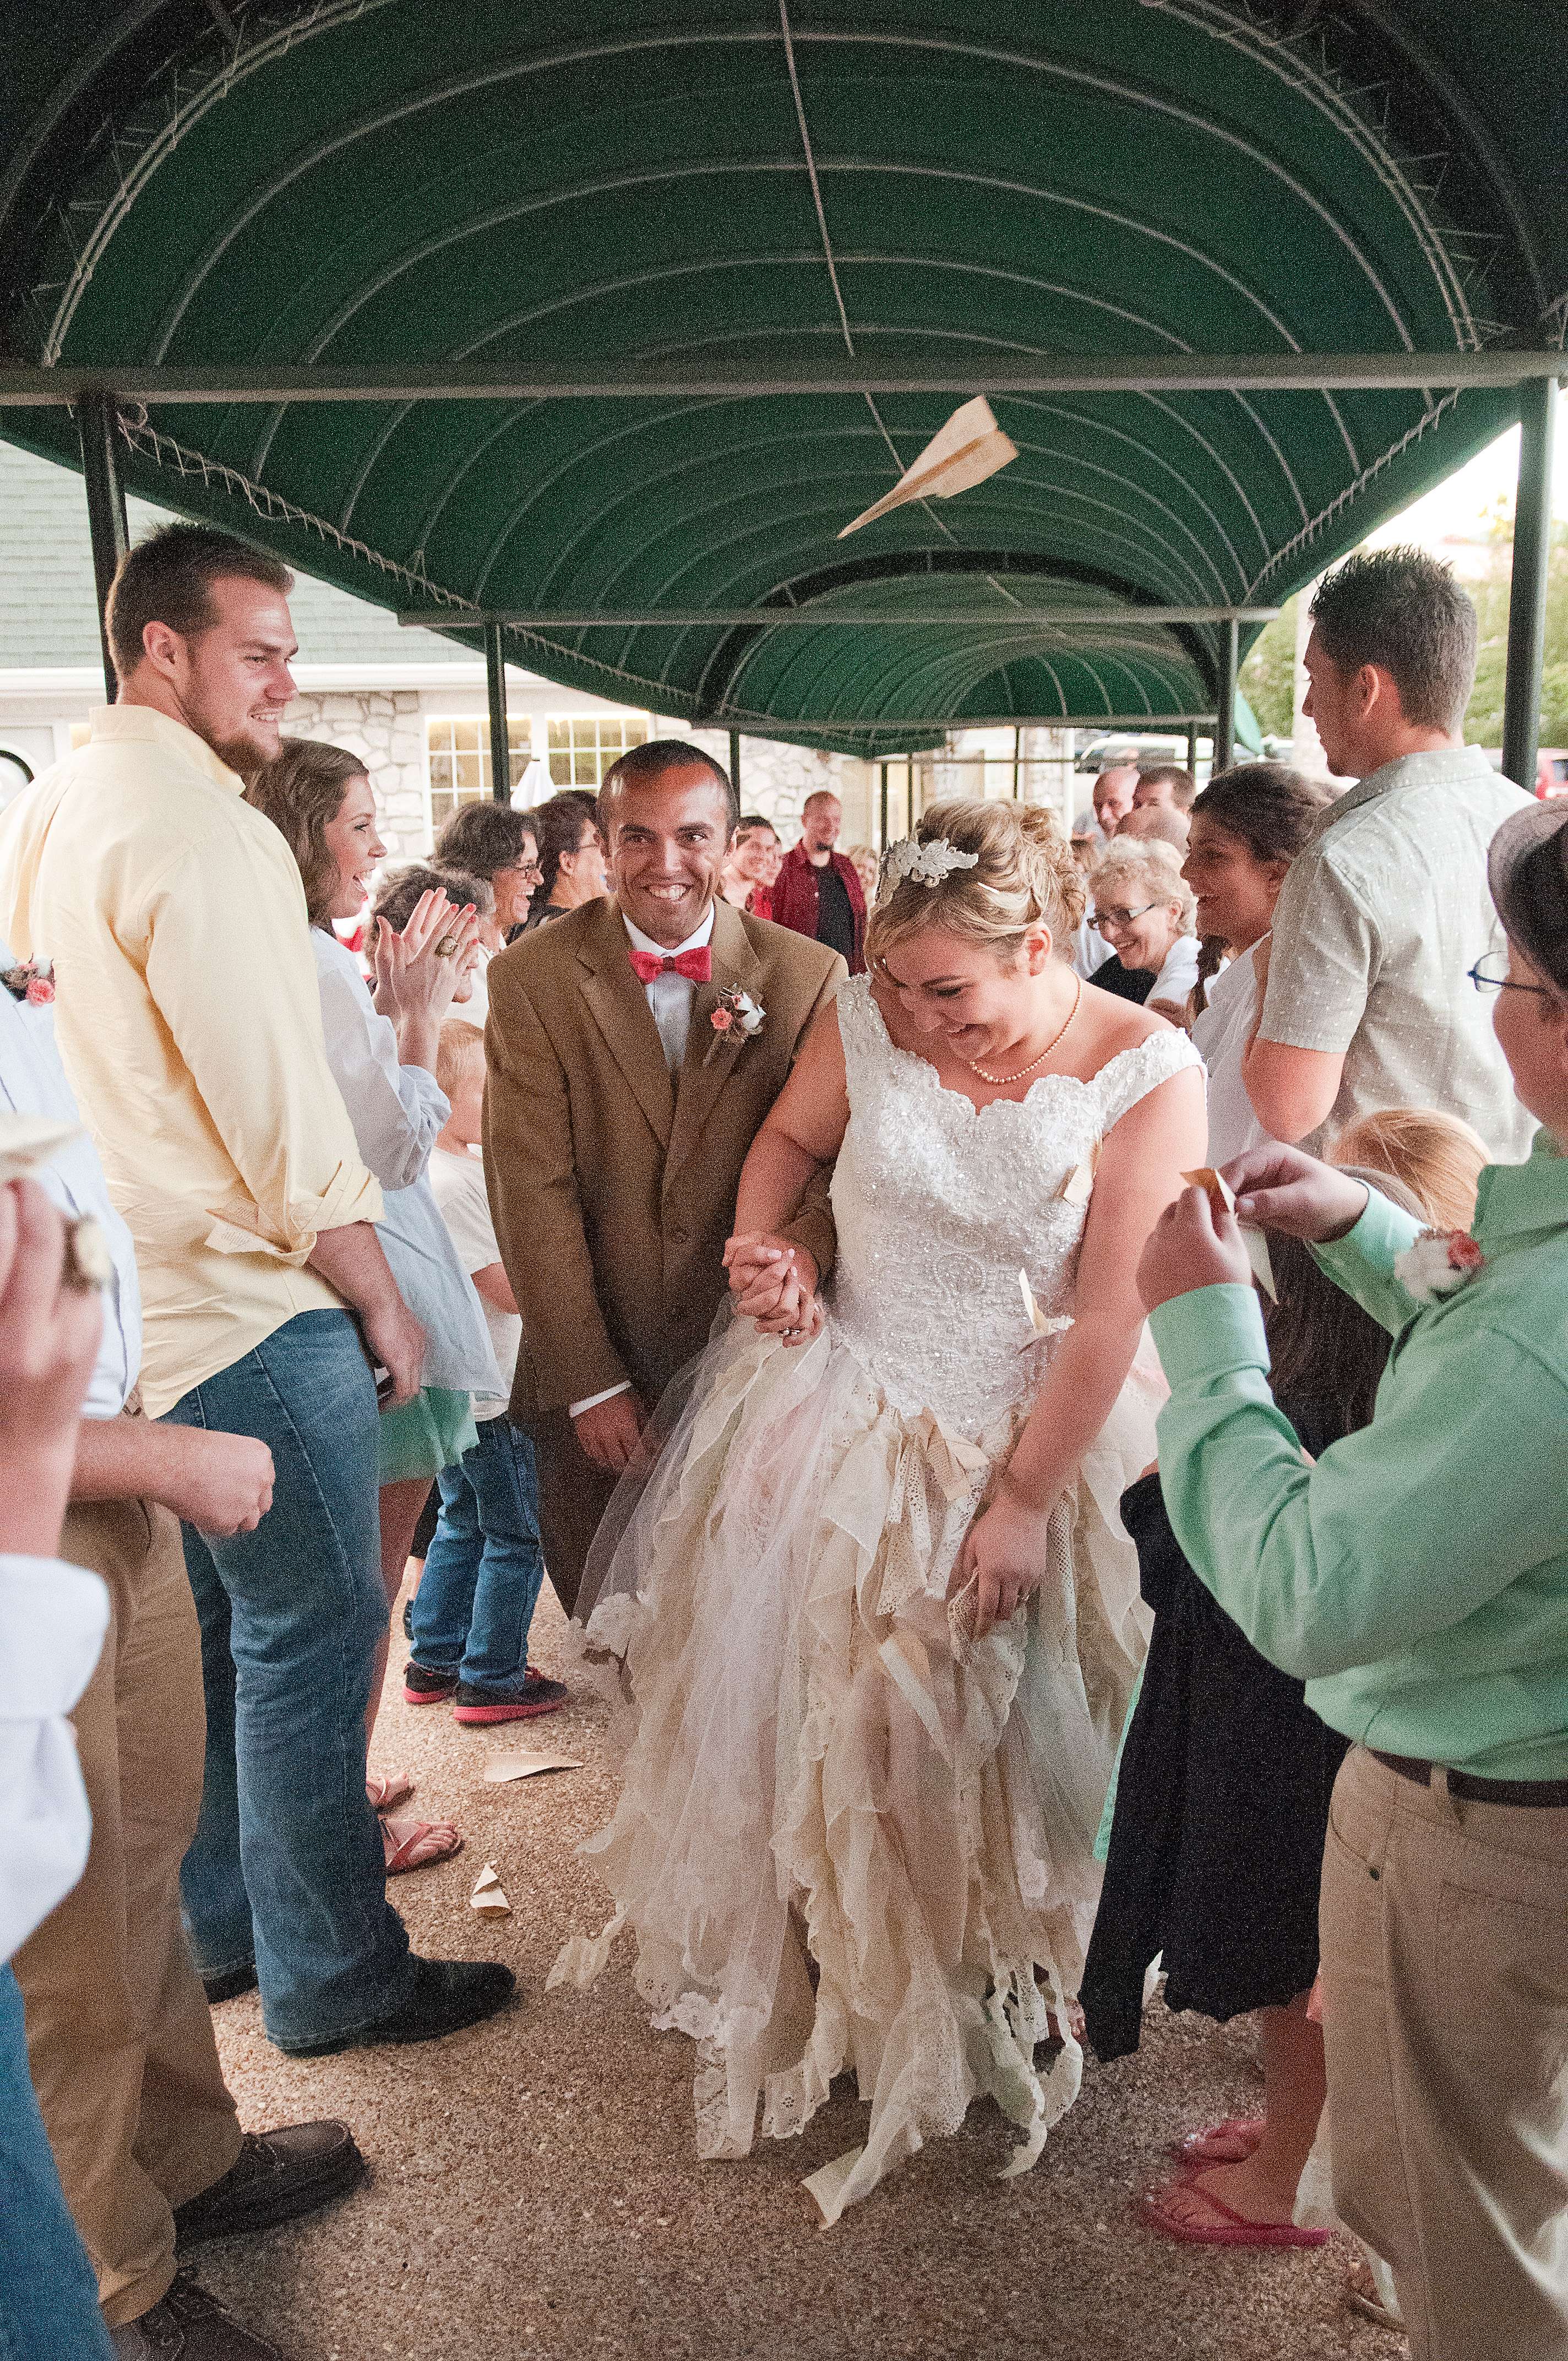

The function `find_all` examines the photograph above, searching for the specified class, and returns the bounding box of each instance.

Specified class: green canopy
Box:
[3,1,1561,754]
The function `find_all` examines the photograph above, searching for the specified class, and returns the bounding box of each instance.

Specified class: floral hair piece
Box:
[880,836,981,893]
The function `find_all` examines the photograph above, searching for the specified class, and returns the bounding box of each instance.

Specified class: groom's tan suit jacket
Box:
[483,896,844,1603]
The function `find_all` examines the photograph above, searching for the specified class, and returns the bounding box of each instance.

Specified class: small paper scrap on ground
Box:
[471,1863,510,1914]
[1181,1169,1277,1299]
[482,1750,583,1785]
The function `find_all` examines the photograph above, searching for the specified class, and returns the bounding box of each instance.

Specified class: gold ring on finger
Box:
[433,935,459,957]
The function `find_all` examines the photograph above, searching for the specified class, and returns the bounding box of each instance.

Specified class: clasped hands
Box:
[722,1232,822,1344]
[1137,1141,1371,1313]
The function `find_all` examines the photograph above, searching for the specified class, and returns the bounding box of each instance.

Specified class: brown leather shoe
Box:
[172,2123,364,2245]
[109,2270,291,2357]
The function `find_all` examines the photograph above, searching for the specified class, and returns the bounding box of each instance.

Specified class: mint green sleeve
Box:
[1308,1184,1425,1336]
[1149,1284,1568,1680]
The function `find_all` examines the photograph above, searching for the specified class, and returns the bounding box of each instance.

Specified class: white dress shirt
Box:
[0,1554,109,1963]
[0,935,141,1419]
[569,904,718,1421]
[313,929,502,1401]
[622,904,716,1074]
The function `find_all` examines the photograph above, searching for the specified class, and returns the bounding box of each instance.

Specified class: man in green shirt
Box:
[1135,798,1568,2361]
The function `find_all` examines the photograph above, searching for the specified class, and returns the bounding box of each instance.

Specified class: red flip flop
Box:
[1168,2115,1265,2166]
[1140,2177,1330,2249]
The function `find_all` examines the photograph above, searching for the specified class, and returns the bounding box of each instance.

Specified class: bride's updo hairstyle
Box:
[864,798,1085,975]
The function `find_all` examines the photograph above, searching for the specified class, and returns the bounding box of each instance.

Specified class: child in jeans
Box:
[404,1022,567,1724]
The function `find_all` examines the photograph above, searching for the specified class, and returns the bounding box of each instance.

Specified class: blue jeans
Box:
[164,1310,413,2050]
[0,1965,112,2360]
[410,1418,546,1685]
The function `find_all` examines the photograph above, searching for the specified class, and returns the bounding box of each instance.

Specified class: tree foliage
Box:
[1239,597,1297,741]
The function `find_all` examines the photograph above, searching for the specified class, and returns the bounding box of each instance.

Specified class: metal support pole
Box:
[1012,725,1021,799]
[879,761,889,851]
[1215,620,1238,775]
[1501,376,1559,792]
[728,728,742,800]
[484,624,511,804]
[76,393,128,702]
[1186,720,1199,776]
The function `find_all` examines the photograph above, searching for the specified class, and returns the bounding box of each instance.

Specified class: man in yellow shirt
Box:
[0,529,514,2115]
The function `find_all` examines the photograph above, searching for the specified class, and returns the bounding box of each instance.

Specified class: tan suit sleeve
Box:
[777,955,847,1285]
[483,956,628,1411]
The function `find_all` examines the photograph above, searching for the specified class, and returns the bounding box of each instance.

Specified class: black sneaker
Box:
[453,1666,569,1724]
[110,2268,289,2357]
[202,1962,259,2005]
[401,1595,413,1641]
[173,2124,365,2246]
[279,1956,516,2058]
[401,1659,459,1706]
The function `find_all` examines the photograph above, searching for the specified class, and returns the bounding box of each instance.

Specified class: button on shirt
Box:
[1150,1129,1568,1782]
[623,905,716,1074]
[568,905,717,1420]
[0,939,140,1418]
[1257,747,1535,1159]
[0,707,383,1417]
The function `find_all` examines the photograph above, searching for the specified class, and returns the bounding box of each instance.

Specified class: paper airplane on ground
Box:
[470,1862,511,1914]
[837,397,1019,538]
[482,1749,582,1785]
[1182,1168,1277,1299]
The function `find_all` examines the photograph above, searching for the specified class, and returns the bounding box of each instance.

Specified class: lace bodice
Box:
[828,975,1204,1435]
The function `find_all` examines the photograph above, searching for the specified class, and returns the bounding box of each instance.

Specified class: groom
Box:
[483,741,846,1613]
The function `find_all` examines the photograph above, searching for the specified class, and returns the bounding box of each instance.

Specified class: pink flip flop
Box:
[1168,2115,1265,2166]
[1140,2177,1331,2249]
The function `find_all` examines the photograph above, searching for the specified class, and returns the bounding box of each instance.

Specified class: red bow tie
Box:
[629,946,712,986]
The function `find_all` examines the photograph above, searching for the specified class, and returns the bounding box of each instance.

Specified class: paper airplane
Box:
[1182,1168,1277,1299]
[470,1862,511,1914]
[482,1749,582,1785]
[838,397,1019,538]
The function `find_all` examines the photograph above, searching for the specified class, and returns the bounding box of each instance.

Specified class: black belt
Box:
[1370,1749,1568,1809]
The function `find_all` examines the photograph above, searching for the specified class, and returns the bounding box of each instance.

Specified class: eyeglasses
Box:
[517,861,544,884]
[1468,951,1556,999]
[1091,901,1161,933]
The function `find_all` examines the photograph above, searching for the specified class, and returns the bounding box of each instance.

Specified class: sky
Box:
[1366,416,1568,556]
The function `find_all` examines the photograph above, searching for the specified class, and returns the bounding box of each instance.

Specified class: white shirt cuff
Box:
[569,1381,632,1418]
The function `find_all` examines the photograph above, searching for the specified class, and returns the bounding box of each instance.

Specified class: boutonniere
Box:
[2,959,54,1007]
[1394,1228,1486,1303]
[705,986,765,1065]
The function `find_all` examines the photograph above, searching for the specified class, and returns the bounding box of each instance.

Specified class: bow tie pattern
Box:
[628,946,712,986]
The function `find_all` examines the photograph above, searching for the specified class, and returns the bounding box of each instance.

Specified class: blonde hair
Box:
[434,1018,486,1101]
[1331,1106,1489,1233]
[1087,836,1196,937]
[864,798,1085,971]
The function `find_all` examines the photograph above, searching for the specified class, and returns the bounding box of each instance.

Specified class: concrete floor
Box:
[205,1584,1403,2361]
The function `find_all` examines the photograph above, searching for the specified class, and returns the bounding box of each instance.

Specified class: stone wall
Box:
[684,730,878,847]
[285,689,431,861]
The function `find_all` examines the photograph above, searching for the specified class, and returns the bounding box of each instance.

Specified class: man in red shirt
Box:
[770,791,867,973]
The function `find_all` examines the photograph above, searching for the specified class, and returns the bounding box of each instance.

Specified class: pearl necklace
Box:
[965,976,1082,1085]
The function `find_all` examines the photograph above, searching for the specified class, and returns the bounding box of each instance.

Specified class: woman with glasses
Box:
[1085,838,1200,1022]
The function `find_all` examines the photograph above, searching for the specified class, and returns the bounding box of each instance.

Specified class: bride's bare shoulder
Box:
[1072,980,1179,1070]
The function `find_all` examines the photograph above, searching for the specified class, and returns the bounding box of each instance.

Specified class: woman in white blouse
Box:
[248,744,502,1875]
[1182,764,1336,1163]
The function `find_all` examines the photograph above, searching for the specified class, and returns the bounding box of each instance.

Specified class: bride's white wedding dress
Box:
[552,977,1202,2219]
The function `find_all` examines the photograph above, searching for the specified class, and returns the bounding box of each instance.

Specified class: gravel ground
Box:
[205,1583,1404,2361]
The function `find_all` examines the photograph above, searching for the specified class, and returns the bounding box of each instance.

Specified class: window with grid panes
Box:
[546,713,650,788]
[426,716,532,829]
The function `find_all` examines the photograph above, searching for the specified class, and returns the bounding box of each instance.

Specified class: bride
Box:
[551,800,1206,2220]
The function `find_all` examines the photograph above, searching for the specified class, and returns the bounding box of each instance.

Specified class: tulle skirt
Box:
[549,1312,1161,2221]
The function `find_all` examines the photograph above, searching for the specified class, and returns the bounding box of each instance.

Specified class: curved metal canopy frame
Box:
[0,0,1560,754]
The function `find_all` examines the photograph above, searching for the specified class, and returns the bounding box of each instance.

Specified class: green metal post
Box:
[728,728,742,799]
[1501,376,1559,792]
[485,624,511,803]
[77,392,128,703]
[879,760,889,851]
[1186,720,1199,775]
[1215,620,1238,774]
